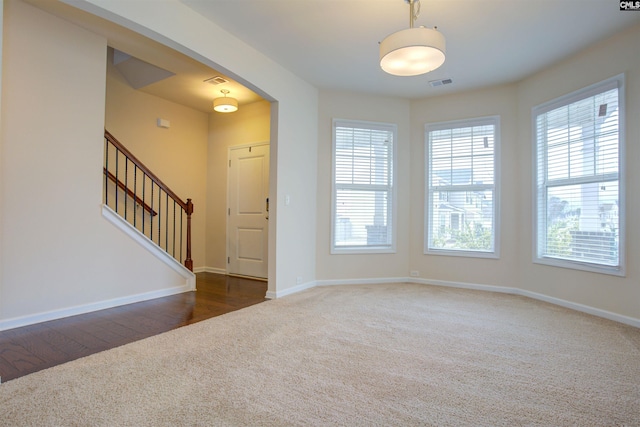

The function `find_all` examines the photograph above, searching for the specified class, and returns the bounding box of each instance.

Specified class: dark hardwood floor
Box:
[0,273,267,383]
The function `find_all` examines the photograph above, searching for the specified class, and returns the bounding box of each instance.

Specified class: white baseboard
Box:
[266,280,317,299]
[4,263,637,331]
[267,277,406,299]
[408,277,518,294]
[408,277,640,328]
[516,288,640,328]
[315,277,408,287]
[0,284,193,332]
[0,205,197,331]
[272,275,640,329]
[194,266,227,275]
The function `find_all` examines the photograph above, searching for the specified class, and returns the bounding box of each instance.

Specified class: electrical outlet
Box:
[410,270,419,277]
[296,276,303,285]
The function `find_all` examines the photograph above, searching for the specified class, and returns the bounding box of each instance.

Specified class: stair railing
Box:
[104,130,193,271]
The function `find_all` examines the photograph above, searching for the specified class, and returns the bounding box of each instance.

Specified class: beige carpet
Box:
[1,283,639,426]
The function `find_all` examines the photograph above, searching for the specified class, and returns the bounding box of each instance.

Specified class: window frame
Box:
[424,116,501,259]
[532,74,626,276]
[331,118,397,254]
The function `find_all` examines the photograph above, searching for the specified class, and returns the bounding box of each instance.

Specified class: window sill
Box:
[425,248,499,259]
[331,247,397,255]
[534,256,625,277]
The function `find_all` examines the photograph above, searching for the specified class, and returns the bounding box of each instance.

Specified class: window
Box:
[534,75,624,275]
[332,119,396,253]
[425,117,500,257]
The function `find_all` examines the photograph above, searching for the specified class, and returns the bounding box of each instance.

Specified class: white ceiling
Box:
[180,0,640,99]
[27,0,640,111]
[25,0,265,113]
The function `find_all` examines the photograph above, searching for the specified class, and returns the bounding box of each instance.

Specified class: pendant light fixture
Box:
[379,0,445,76]
[213,89,238,113]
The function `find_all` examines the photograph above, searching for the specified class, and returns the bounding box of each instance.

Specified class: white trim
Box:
[0,284,192,332]
[516,288,639,328]
[316,277,408,286]
[425,249,500,260]
[532,74,625,277]
[194,266,227,275]
[267,275,640,328]
[408,277,518,294]
[424,116,501,258]
[102,204,196,288]
[227,141,270,151]
[0,206,197,331]
[533,77,620,116]
[331,118,398,255]
[3,269,637,331]
[408,277,639,328]
[265,280,316,299]
[331,247,397,255]
[265,275,404,300]
[532,256,625,277]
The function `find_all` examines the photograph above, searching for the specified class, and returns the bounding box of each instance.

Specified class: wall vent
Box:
[429,78,453,87]
[204,76,228,85]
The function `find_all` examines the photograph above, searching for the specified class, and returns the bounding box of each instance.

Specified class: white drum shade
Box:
[380,27,446,76]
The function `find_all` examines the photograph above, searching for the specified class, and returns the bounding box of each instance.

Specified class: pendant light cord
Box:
[408,0,421,28]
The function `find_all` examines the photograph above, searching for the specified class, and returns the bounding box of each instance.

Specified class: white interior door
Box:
[227,144,269,279]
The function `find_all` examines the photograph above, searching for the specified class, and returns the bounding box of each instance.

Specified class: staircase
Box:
[103,130,193,271]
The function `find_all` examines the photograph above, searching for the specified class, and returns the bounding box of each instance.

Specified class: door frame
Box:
[226,141,270,280]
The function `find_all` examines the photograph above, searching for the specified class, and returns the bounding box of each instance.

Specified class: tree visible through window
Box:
[332,119,396,253]
[534,75,624,275]
[425,117,500,257]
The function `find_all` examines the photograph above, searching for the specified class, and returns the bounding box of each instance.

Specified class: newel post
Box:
[185,198,194,271]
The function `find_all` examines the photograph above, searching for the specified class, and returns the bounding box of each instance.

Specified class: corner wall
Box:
[0,0,191,327]
[515,23,640,320]
[71,0,319,296]
[408,24,640,321]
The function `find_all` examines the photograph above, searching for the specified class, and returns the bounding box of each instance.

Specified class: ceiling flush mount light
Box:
[213,89,238,113]
[379,0,446,76]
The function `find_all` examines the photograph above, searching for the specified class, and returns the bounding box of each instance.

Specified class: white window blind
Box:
[425,117,499,257]
[332,119,396,253]
[534,75,624,274]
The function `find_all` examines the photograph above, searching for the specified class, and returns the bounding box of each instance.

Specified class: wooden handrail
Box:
[104,130,193,271]
[104,168,157,216]
[105,130,188,211]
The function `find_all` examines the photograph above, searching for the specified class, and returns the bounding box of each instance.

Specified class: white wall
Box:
[515,24,640,320]
[316,90,411,280]
[271,97,318,295]
[68,0,319,296]
[0,0,4,323]
[0,0,191,328]
[105,58,209,270]
[206,100,271,272]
